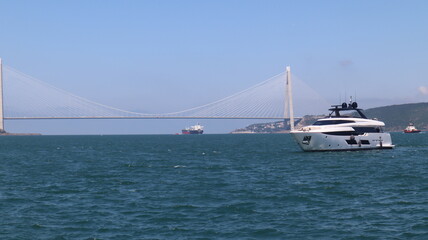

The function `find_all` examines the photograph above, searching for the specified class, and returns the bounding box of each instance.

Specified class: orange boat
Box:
[404,123,421,133]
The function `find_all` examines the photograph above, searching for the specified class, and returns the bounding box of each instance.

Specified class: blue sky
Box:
[1,0,427,134]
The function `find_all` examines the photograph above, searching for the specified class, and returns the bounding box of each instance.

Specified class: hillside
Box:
[231,115,323,134]
[231,102,428,133]
[364,102,428,131]
[231,120,298,134]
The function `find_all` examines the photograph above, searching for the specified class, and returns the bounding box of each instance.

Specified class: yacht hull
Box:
[291,131,394,152]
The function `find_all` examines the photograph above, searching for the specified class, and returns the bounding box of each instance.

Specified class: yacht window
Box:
[313,120,356,125]
[353,127,381,134]
[323,131,357,136]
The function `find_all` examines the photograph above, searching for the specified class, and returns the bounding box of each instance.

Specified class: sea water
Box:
[0,133,427,239]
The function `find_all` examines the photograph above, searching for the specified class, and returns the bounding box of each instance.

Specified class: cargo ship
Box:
[182,123,204,134]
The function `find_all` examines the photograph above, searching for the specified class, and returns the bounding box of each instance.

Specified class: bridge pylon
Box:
[0,58,4,133]
[285,66,295,131]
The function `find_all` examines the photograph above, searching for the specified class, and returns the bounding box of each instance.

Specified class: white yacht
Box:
[291,100,394,151]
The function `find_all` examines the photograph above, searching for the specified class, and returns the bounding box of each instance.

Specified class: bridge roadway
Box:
[5,117,302,120]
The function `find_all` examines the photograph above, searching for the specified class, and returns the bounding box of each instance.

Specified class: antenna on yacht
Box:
[286,66,294,131]
[345,90,347,104]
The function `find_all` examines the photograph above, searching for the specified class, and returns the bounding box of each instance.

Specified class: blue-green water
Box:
[1,133,427,239]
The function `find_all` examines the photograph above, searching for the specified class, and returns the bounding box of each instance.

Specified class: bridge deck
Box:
[5,117,301,120]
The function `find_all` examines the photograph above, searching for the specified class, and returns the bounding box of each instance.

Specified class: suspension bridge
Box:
[0,59,329,133]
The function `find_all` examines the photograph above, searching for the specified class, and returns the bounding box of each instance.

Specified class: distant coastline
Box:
[0,133,41,136]
[231,102,428,134]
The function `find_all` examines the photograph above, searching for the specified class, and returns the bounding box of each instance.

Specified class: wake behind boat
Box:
[290,99,394,151]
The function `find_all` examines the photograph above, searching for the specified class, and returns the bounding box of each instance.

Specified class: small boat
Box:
[403,123,421,133]
[182,123,204,134]
[291,99,394,151]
